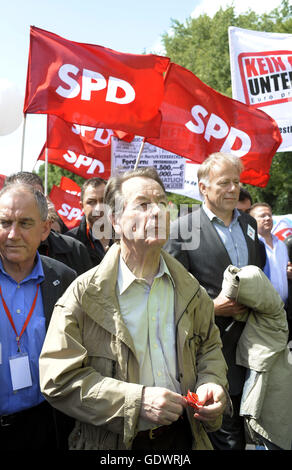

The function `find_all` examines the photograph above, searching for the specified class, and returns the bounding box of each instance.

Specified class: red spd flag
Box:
[47,115,112,159]
[0,175,6,190]
[59,176,81,197]
[38,145,111,180]
[50,185,82,229]
[147,63,282,187]
[112,130,134,142]
[24,26,169,137]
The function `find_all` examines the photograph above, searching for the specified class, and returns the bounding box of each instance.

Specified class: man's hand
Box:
[140,387,186,426]
[213,291,246,317]
[191,383,227,423]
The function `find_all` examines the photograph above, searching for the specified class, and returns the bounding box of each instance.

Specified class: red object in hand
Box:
[184,390,203,410]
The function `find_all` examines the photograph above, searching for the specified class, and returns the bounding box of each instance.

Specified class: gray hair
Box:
[104,167,165,218]
[197,152,243,187]
[0,183,48,221]
[4,171,44,192]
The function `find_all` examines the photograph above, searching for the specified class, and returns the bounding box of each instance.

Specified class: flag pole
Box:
[134,139,145,170]
[110,135,114,176]
[20,114,27,171]
[44,115,49,196]
[44,146,48,196]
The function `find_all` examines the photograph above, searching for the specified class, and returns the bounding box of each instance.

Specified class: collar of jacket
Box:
[75,215,87,243]
[80,243,201,355]
[41,230,75,254]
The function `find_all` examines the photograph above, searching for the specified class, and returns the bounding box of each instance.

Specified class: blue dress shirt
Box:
[203,204,249,268]
[0,253,46,415]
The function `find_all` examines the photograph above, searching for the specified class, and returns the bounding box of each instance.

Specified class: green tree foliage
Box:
[162,0,292,214]
[37,163,85,194]
[247,152,292,213]
[166,191,201,211]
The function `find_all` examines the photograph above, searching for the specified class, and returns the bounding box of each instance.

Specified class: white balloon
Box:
[0,79,24,136]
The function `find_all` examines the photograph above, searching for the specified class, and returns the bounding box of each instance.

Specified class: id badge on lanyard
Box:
[0,284,39,391]
[9,353,32,391]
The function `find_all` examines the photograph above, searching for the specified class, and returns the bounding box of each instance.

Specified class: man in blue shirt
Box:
[0,182,76,450]
[4,171,93,275]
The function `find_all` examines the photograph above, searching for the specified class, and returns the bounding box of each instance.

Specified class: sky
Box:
[0,0,283,177]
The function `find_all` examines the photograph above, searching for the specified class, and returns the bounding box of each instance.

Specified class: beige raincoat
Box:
[222,265,292,450]
[39,243,229,450]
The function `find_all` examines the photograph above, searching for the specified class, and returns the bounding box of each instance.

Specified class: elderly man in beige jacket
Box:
[39,167,229,451]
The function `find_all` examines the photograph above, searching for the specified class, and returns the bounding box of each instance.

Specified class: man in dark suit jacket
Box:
[40,255,76,327]
[0,183,76,450]
[38,228,93,275]
[65,177,112,266]
[165,152,262,450]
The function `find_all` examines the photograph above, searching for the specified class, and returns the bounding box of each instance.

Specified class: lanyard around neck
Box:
[86,223,95,250]
[0,284,40,352]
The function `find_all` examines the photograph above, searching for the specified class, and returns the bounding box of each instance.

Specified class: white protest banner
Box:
[169,161,202,202]
[229,26,292,151]
[111,137,185,191]
[272,214,292,240]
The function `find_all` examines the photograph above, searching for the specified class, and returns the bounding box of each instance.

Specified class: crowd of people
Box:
[0,152,291,451]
